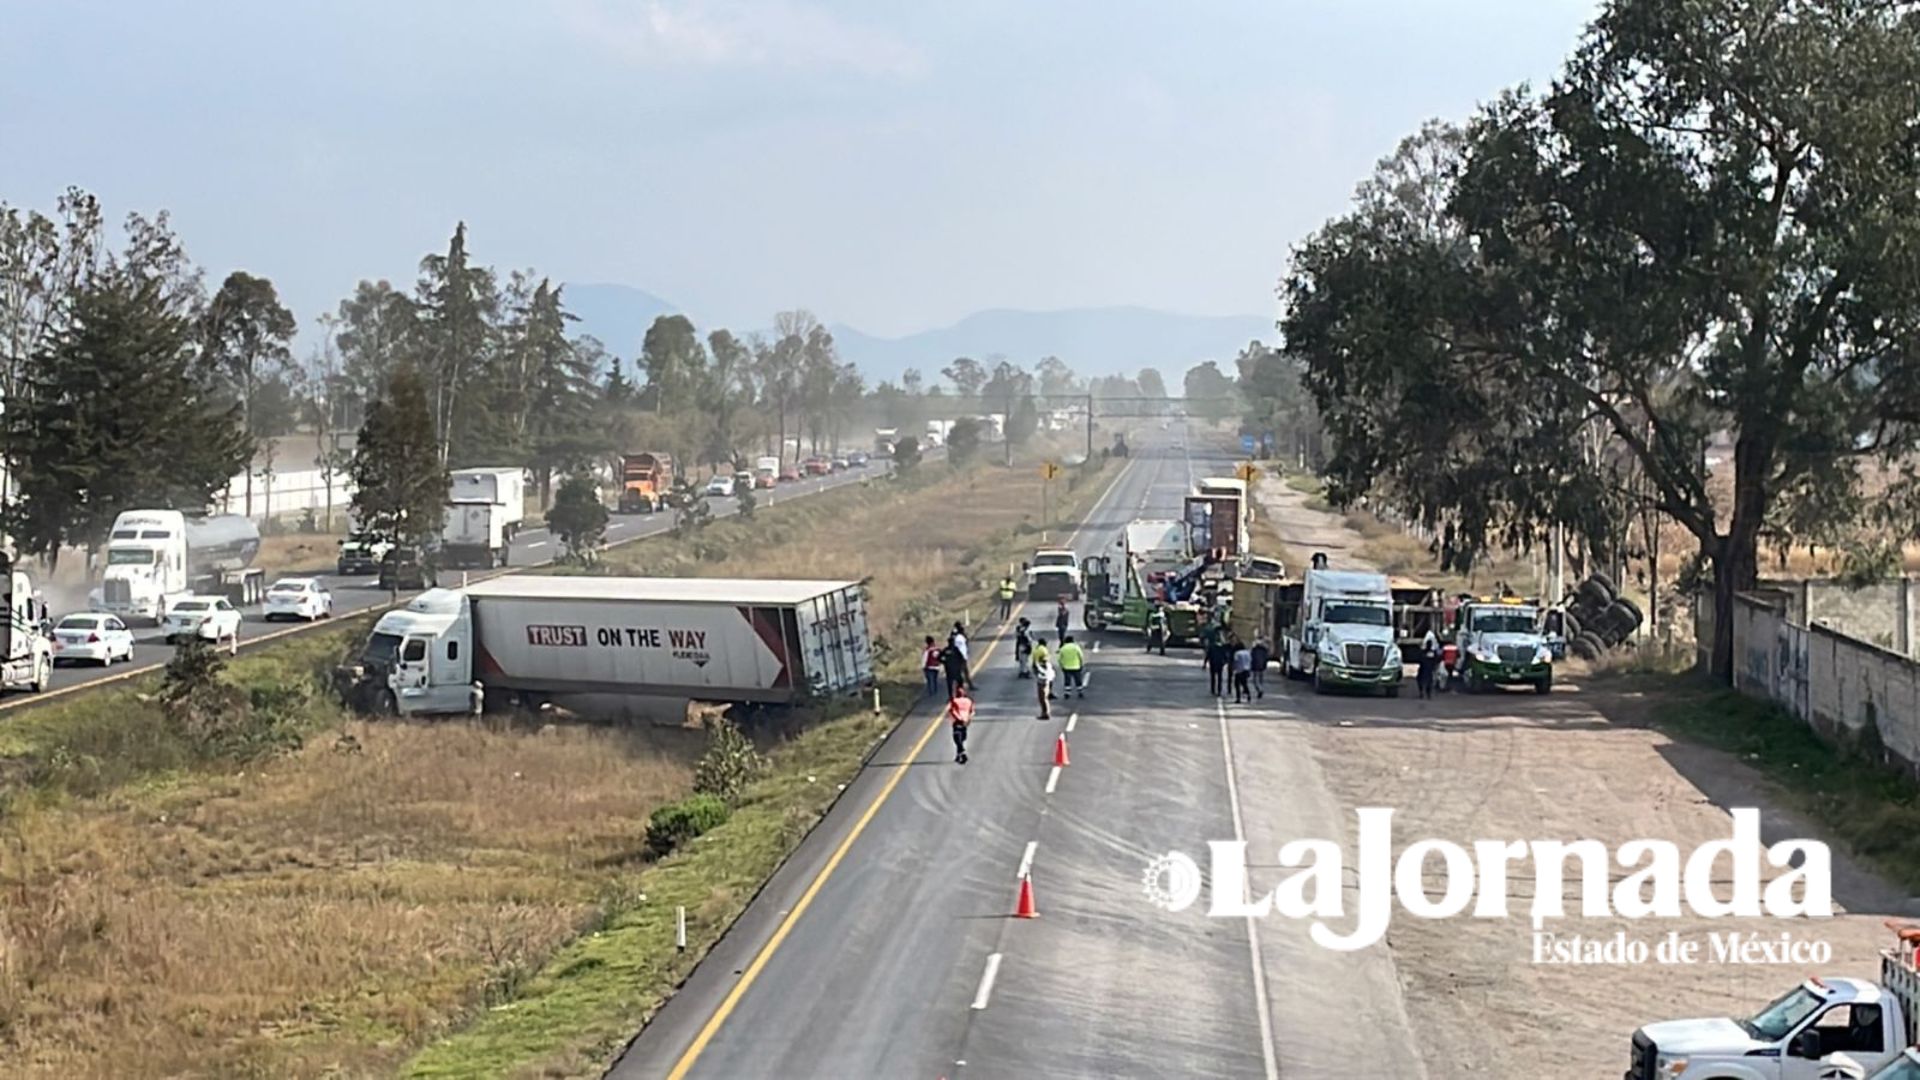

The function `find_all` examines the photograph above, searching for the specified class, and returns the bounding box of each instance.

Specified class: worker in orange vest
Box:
[947,684,975,764]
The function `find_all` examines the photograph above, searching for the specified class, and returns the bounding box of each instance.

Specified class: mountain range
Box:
[561,283,1273,384]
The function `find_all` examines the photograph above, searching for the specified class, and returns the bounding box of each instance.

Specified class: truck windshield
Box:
[1872,1056,1920,1080]
[1324,602,1391,626]
[1471,613,1537,634]
[1743,985,1825,1041]
[106,548,156,566]
[1034,554,1075,568]
[363,632,402,667]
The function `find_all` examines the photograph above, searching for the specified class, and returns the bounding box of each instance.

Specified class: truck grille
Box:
[1496,644,1533,664]
[1629,1031,1656,1080]
[1344,643,1387,667]
[103,580,130,605]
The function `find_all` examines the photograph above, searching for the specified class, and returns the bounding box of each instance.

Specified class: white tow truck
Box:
[1627,928,1920,1079]
[1279,554,1403,695]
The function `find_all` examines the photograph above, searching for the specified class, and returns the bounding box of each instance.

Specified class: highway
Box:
[14,463,888,709]
[610,430,1425,1079]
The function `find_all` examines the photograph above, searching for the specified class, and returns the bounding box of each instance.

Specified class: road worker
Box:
[997,574,1017,621]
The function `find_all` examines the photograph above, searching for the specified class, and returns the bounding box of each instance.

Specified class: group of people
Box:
[922,595,1097,764]
[1202,626,1271,704]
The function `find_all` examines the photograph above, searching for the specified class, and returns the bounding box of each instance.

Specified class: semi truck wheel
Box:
[33,659,47,693]
[1535,673,1552,695]
[377,690,398,717]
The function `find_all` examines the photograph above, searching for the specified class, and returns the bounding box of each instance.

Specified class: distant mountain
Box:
[828,306,1274,385]
[561,283,680,356]
[561,285,1273,384]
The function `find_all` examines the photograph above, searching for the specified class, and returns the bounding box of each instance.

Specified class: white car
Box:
[705,475,736,498]
[51,612,135,666]
[163,596,242,653]
[264,577,333,622]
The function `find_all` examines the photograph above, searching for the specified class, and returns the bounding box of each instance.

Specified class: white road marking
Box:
[1016,840,1037,881]
[1217,699,1280,1080]
[525,540,548,548]
[1044,764,1061,794]
[971,953,1003,1011]
[1065,713,1077,733]
[1091,640,1100,653]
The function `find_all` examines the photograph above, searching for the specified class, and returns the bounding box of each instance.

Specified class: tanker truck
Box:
[94,509,267,622]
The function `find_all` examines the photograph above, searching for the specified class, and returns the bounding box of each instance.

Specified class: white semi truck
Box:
[1279,556,1403,695]
[338,575,873,716]
[0,555,53,694]
[441,467,527,570]
[95,510,266,622]
[924,419,953,448]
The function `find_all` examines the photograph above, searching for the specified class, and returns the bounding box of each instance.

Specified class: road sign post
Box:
[1040,461,1060,535]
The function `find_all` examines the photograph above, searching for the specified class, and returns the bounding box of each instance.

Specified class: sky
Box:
[0,0,1598,341]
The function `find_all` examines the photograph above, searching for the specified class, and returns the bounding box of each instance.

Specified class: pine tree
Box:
[4,271,251,564]
[349,367,448,546]
[545,471,608,561]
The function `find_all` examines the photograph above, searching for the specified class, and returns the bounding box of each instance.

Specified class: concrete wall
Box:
[212,467,354,525]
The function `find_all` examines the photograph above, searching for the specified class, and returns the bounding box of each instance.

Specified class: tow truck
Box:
[1448,595,1554,694]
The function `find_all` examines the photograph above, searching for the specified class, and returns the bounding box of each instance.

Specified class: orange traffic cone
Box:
[1015,875,1039,918]
[1053,733,1070,767]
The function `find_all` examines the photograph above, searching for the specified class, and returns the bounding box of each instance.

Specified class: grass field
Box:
[0,447,1119,1079]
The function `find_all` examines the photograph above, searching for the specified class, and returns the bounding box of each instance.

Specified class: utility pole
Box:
[1084,393,1094,461]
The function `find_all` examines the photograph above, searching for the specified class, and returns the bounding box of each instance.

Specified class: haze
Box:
[0,0,1595,338]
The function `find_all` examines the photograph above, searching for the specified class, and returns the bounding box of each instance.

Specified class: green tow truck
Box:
[1081,519,1214,642]
[1447,596,1554,694]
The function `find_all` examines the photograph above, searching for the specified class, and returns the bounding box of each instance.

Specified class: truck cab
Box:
[96,509,264,621]
[1284,561,1402,695]
[336,533,392,575]
[618,453,674,514]
[1025,549,1082,601]
[1629,972,1907,1080]
[342,588,470,716]
[1451,597,1553,694]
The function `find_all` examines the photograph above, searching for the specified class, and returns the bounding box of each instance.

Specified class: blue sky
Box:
[0,0,1597,339]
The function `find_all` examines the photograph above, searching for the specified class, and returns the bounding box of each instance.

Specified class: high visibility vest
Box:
[949,697,974,725]
[999,579,1016,600]
[1031,644,1051,673]
[1058,643,1084,670]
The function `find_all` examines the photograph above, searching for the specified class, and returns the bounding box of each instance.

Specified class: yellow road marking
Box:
[665,457,1136,1078]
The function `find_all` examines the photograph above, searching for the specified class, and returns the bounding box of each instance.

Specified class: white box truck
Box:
[1279,559,1403,695]
[338,575,872,716]
[95,510,267,621]
[442,467,527,569]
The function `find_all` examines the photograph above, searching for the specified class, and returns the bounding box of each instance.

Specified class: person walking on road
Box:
[1231,639,1253,703]
[1014,617,1033,678]
[1058,635,1086,698]
[1054,597,1071,642]
[1031,636,1055,719]
[948,684,975,764]
[921,635,942,698]
[1249,635,1271,699]
[942,624,971,697]
[1416,627,1441,700]
[1146,604,1169,655]
[997,574,1017,621]
[1205,635,1230,697]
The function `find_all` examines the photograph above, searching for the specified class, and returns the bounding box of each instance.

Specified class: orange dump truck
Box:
[618,452,675,513]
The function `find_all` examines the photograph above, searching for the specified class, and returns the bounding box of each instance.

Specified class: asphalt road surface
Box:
[607,428,1411,1080]
[12,462,890,710]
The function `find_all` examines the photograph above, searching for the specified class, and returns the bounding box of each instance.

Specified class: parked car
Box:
[848,450,870,467]
[264,577,334,622]
[804,457,831,476]
[52,612,134,666]
[162,596,242,653]
[705,475,736,498]
[831,455,850,471]
[779,465,802,483]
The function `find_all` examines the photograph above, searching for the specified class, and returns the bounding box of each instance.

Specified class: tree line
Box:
[1268,0,1920,681]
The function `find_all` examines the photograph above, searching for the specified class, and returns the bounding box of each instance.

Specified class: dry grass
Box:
[258,530,347,575]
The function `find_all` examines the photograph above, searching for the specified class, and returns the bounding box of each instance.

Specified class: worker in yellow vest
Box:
[1058,635,1086,698]
[997,574,1017,620]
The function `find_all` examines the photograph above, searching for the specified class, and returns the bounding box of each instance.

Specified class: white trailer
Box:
[0,557,52,694]
[342,575,872,716]
[96,510,266,621]
[442,467,528,569]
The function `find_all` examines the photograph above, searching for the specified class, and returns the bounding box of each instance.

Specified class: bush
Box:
[646,793,731,859]
[693,716,766,802]
[157,638,305,763]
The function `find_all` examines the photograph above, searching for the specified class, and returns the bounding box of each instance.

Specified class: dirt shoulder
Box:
[1245,479,1917,1079]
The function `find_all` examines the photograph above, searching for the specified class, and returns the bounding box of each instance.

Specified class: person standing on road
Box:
[1231,639,1253,703]
[1031,636,1055,719]
[1416,627,1441,700]
[948,684,975,764]
[997,574,1017,621]
[1014,617,1033,678]
[1146,604,1169,655]
[1054,597,1071,642]
[921,635,942,698]
[1249,635,1270,699]
[1205,635,1230,697]
[942,625,970,697]
[1058,635,1086,698]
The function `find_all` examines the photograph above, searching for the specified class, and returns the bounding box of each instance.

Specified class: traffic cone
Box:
[1015,875,1039,918]
[1053,733,1070,767]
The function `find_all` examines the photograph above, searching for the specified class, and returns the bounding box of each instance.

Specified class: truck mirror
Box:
[1789,1030,1822,1059]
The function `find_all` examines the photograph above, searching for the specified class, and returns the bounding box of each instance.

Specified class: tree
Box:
[5,269,250,566]
[349,367,448,546]
[1236,340,1319,465]
[1035,356,1078,399]
[1008,392,1040,447]
[1182,362,1237,422]
[639,314,706,417]
[1282,0,1920,682]
[1135,367,1168,404]
[201,271,295,516]
[704,328,753,464]
[942,357,987,400]
[948,417,983,464]
[333,279,417,411]
[892,434,923,474]
[546,471,608,561]
[415,223,499,464]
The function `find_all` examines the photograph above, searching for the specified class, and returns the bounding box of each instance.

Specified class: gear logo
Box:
[1141,851,1203,912]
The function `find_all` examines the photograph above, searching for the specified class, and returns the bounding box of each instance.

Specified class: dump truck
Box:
[95,510,266,620]
[336,575,872,716]
[618,452,676,514]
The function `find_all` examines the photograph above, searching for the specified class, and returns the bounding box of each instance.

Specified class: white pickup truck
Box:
[1628,935,1920,1079]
